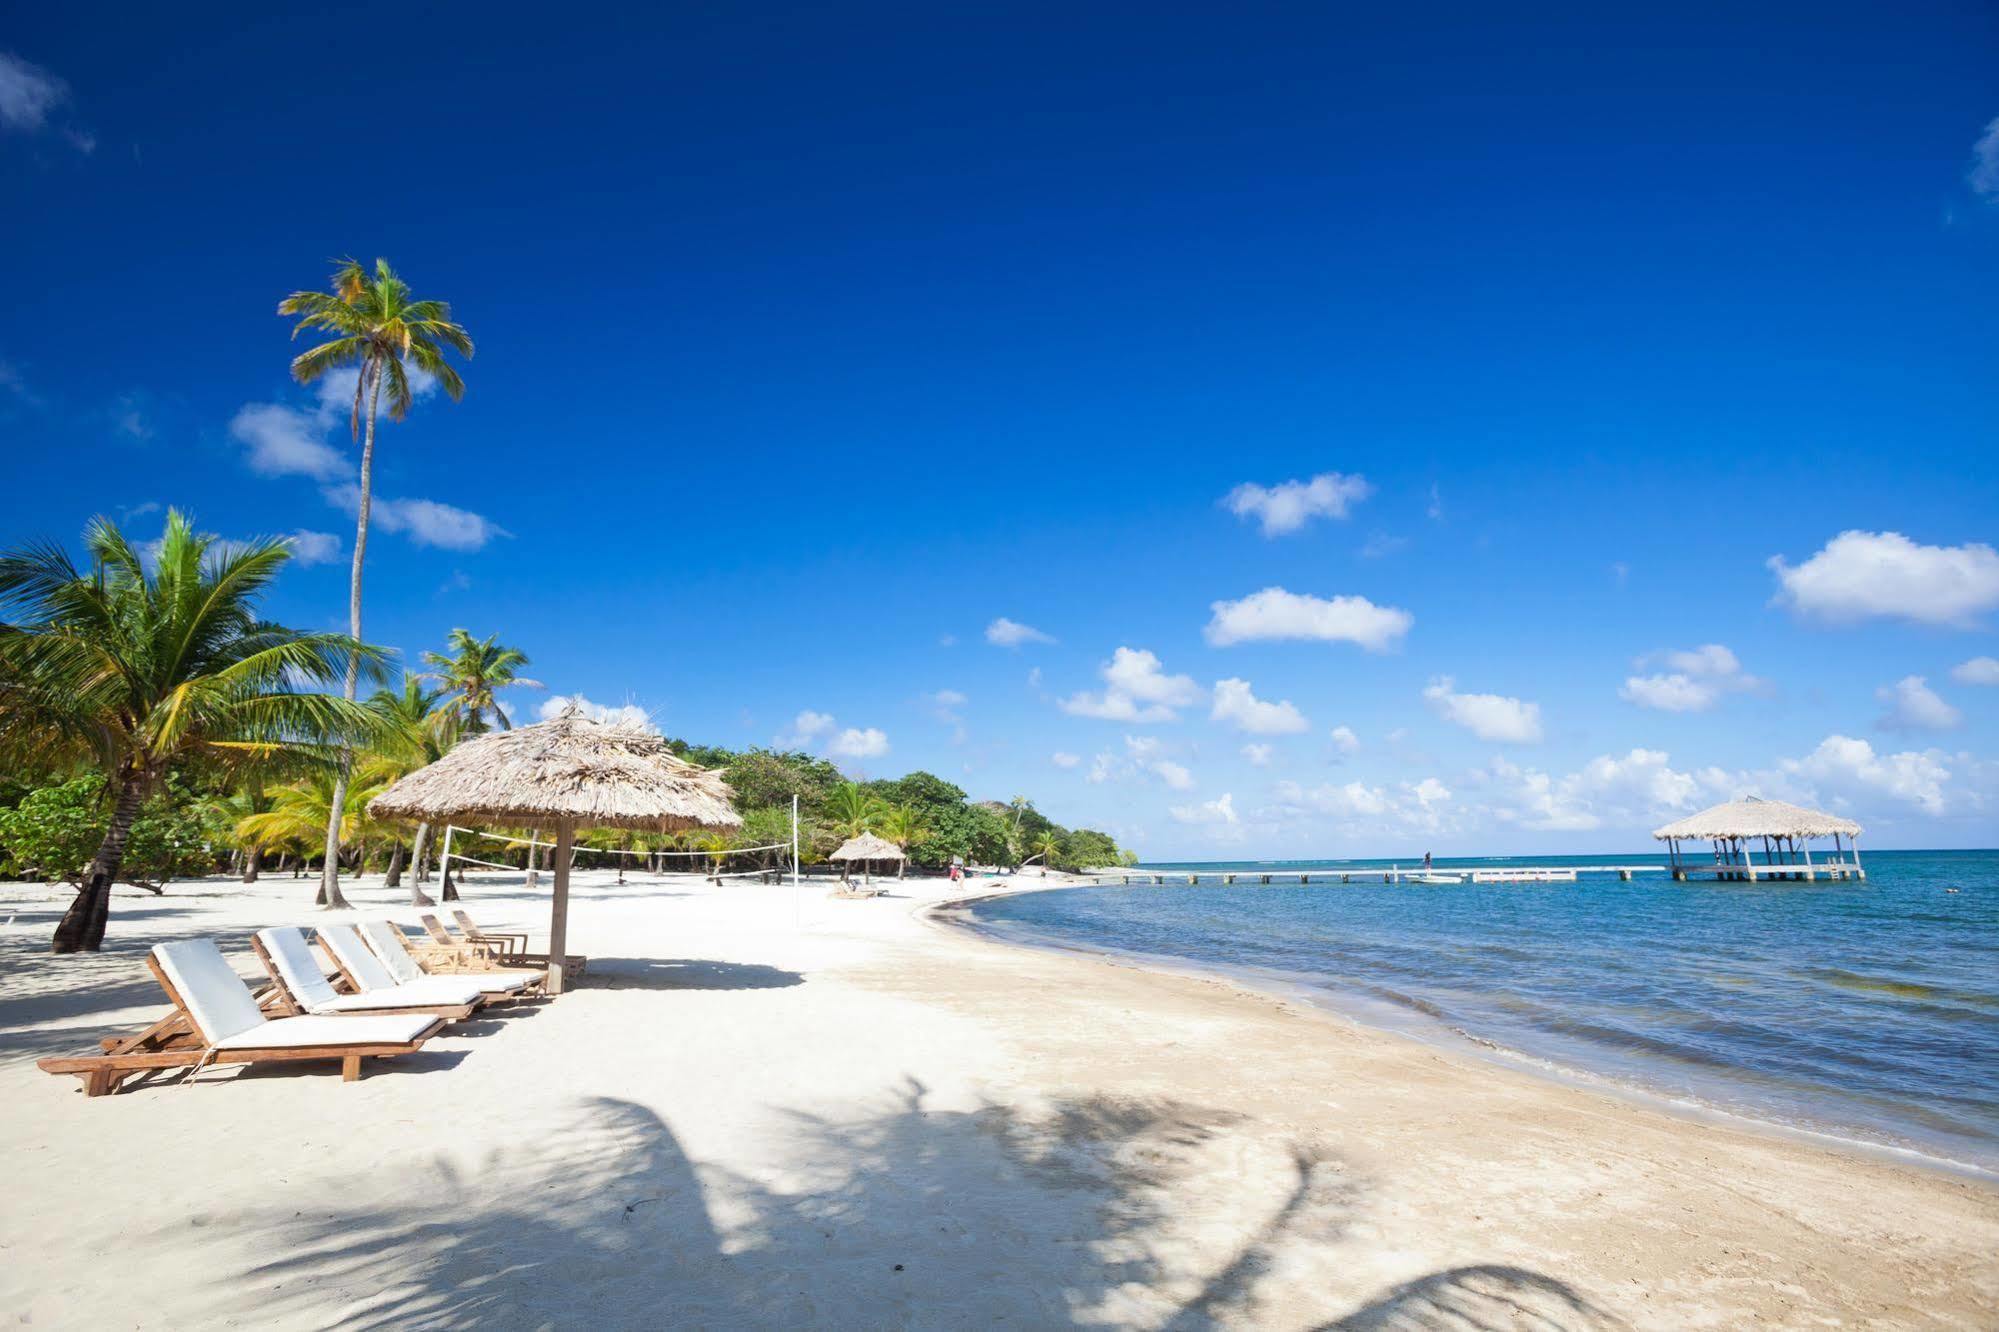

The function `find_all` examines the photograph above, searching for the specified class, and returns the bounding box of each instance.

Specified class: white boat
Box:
[1411,873,1463,885]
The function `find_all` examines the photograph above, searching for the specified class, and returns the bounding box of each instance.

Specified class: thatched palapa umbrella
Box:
[829,831,904,888]
[369,706,740,992]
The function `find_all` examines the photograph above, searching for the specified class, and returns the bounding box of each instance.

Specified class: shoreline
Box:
[6,870,1997,1327]
[928,875,1999,1184]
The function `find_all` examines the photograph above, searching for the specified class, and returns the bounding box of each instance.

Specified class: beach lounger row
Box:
[37,915,554,1098]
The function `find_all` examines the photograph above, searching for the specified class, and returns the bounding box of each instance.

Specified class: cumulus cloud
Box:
[830,727,889,759]
[1951,656,1999,686]
[924,689,967,727]
[1241,743,1272,767]
[778,710,836,748]
[1329,725,1361,755]
[1152,759,1195,791]
[1971,116,1999,199]
[1620,643,1761,713]
[1775,735,1954,816]
[1210,677,1309,735]
[1270,775,1454,832]
[1169,793,1237,826]
[1875,675,1962,733]
[1769,531,1999,628]
[1423,677,1543,744]
[282,529,343,567]
[0,52,79,139]
[1204,587,1413,651]
[986,617,1055,647]
[1060,647,1201,723]
[540,694,657,732]
[321,489,505,551]
[1224,471,1372,536]
[232,404,352,481]
[1051,751,1081,769]
[1478,749,1714,833]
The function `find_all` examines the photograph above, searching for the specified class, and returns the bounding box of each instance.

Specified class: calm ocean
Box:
[964,850,1999,1174]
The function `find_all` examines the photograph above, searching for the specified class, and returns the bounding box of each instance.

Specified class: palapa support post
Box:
[547,820,575,995]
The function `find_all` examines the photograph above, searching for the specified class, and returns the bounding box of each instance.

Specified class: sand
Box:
[2,868,1994,1329]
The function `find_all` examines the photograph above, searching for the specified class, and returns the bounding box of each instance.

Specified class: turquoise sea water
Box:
[964,850,1999,1174]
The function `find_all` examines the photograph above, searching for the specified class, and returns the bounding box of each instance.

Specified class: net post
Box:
[791,794,801,886]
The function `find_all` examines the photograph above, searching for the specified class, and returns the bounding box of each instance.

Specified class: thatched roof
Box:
[829,831,905,861]
[369,707,741,832]
[1652,796,1860,841]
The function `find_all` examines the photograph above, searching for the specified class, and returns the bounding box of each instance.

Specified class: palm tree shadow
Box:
[1322,1264,1632,1331]
[585,958,804,990]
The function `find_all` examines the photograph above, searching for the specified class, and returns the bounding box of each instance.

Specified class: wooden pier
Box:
[1096,864,1670,888]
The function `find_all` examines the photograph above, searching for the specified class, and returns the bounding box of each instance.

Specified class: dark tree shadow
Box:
[1323,1264,1632,1331]
[585,958,804,991]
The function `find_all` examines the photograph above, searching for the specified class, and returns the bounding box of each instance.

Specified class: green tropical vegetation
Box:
[279,256,473,910]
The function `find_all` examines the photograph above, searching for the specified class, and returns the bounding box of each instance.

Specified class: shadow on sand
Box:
[184,1083,1623,1329]
[585,958,805,991]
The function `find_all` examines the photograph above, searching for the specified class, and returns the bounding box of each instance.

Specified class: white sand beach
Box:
[4,870,1996,1329]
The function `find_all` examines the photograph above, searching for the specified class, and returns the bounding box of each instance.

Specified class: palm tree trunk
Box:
[383,842,405,888]
[319,359,381,912]
[408,822,435,905]
[53,765,152,952]
[242,844,263,884]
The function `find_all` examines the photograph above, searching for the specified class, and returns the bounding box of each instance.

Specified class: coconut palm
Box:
[875,803,929,879]
[279,257,473,910]
[236,763,395,875]
[824,782,883,840]
[1031,831,1062,876]
[0,511,386,950]
[367,675,458,903]
[420,628,541,733]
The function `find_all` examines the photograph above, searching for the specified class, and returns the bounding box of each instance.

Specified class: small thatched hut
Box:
[829,831,904,887]
[1652,796,1864,882]
[370,706,741,991]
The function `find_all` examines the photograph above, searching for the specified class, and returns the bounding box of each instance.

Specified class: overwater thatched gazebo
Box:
[829,831,904,888]
[370,707,741,992]
[1652,796,1864,883]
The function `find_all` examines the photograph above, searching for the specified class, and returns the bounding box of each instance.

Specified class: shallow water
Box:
[966,850,1999,1173]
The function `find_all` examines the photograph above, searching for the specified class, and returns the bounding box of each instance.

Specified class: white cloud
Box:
[282,529,342,566]
[1152,759,1195,791]
[1769,531,1999,628]
[0,52,71,134]
[1087,752,1116,784]
[1205,587,1412,651]
[1358,532,1407,559]
[1875,675,1962,733]
[1027,666,1043,688]
[830,727,890,759]
[986,617,1055,647]
[924,689,967,727]
[311,362,438,420]
[1241,743,1272,767]
[540,694,657,732]
[1329,725,1360,754]
[1479,749,1713,833]
[1051,751,1081,769]
[1776,735,1953,817]
[231,404,352,481]
[1060,647,1201,723]
[1169,793,1237,826]
[1951,656,1999,686]
[1971,116,1999,199]
[1620,643,1760,713]
[1270,776,1455,832]
[778,710,836,748]
[1210,677,1309,735]
[1224,471,1372,536]
[328,489,505,551]
[1423,677,1543,744]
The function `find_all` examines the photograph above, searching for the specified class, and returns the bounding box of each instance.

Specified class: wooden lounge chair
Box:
[358,920,546,998]
[424,911,588,977]
[253,927,480,1021]
[37,939,441,1096]
[316,924,493,1010]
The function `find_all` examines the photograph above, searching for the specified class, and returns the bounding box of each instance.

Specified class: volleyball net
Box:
[438,822,798,887]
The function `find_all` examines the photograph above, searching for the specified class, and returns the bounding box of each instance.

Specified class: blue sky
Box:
[4,3,1996,854]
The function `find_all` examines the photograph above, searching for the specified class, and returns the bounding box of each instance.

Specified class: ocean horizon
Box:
[967,848,1999,1175]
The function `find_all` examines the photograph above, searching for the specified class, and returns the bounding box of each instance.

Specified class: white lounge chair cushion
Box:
[153,939,267,1044]
[255,927,346,1012]
[463,972,537,994]
[211,1012,433,1051]
[320,925,482,1005]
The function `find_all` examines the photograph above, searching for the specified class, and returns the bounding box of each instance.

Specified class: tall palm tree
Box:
[1031,831,1062,876]
[876,803,929,880]
[236,763,395,876]
[279,257,473,910]
[420,628,541,733]
[366,676,458,904]
[0,511,385,951]
[825,782,883,840]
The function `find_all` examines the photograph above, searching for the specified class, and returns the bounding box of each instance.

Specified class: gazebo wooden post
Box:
[547,820,575,995]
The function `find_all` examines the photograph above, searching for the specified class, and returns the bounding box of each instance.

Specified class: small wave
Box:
[1799,967,1999,1009]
